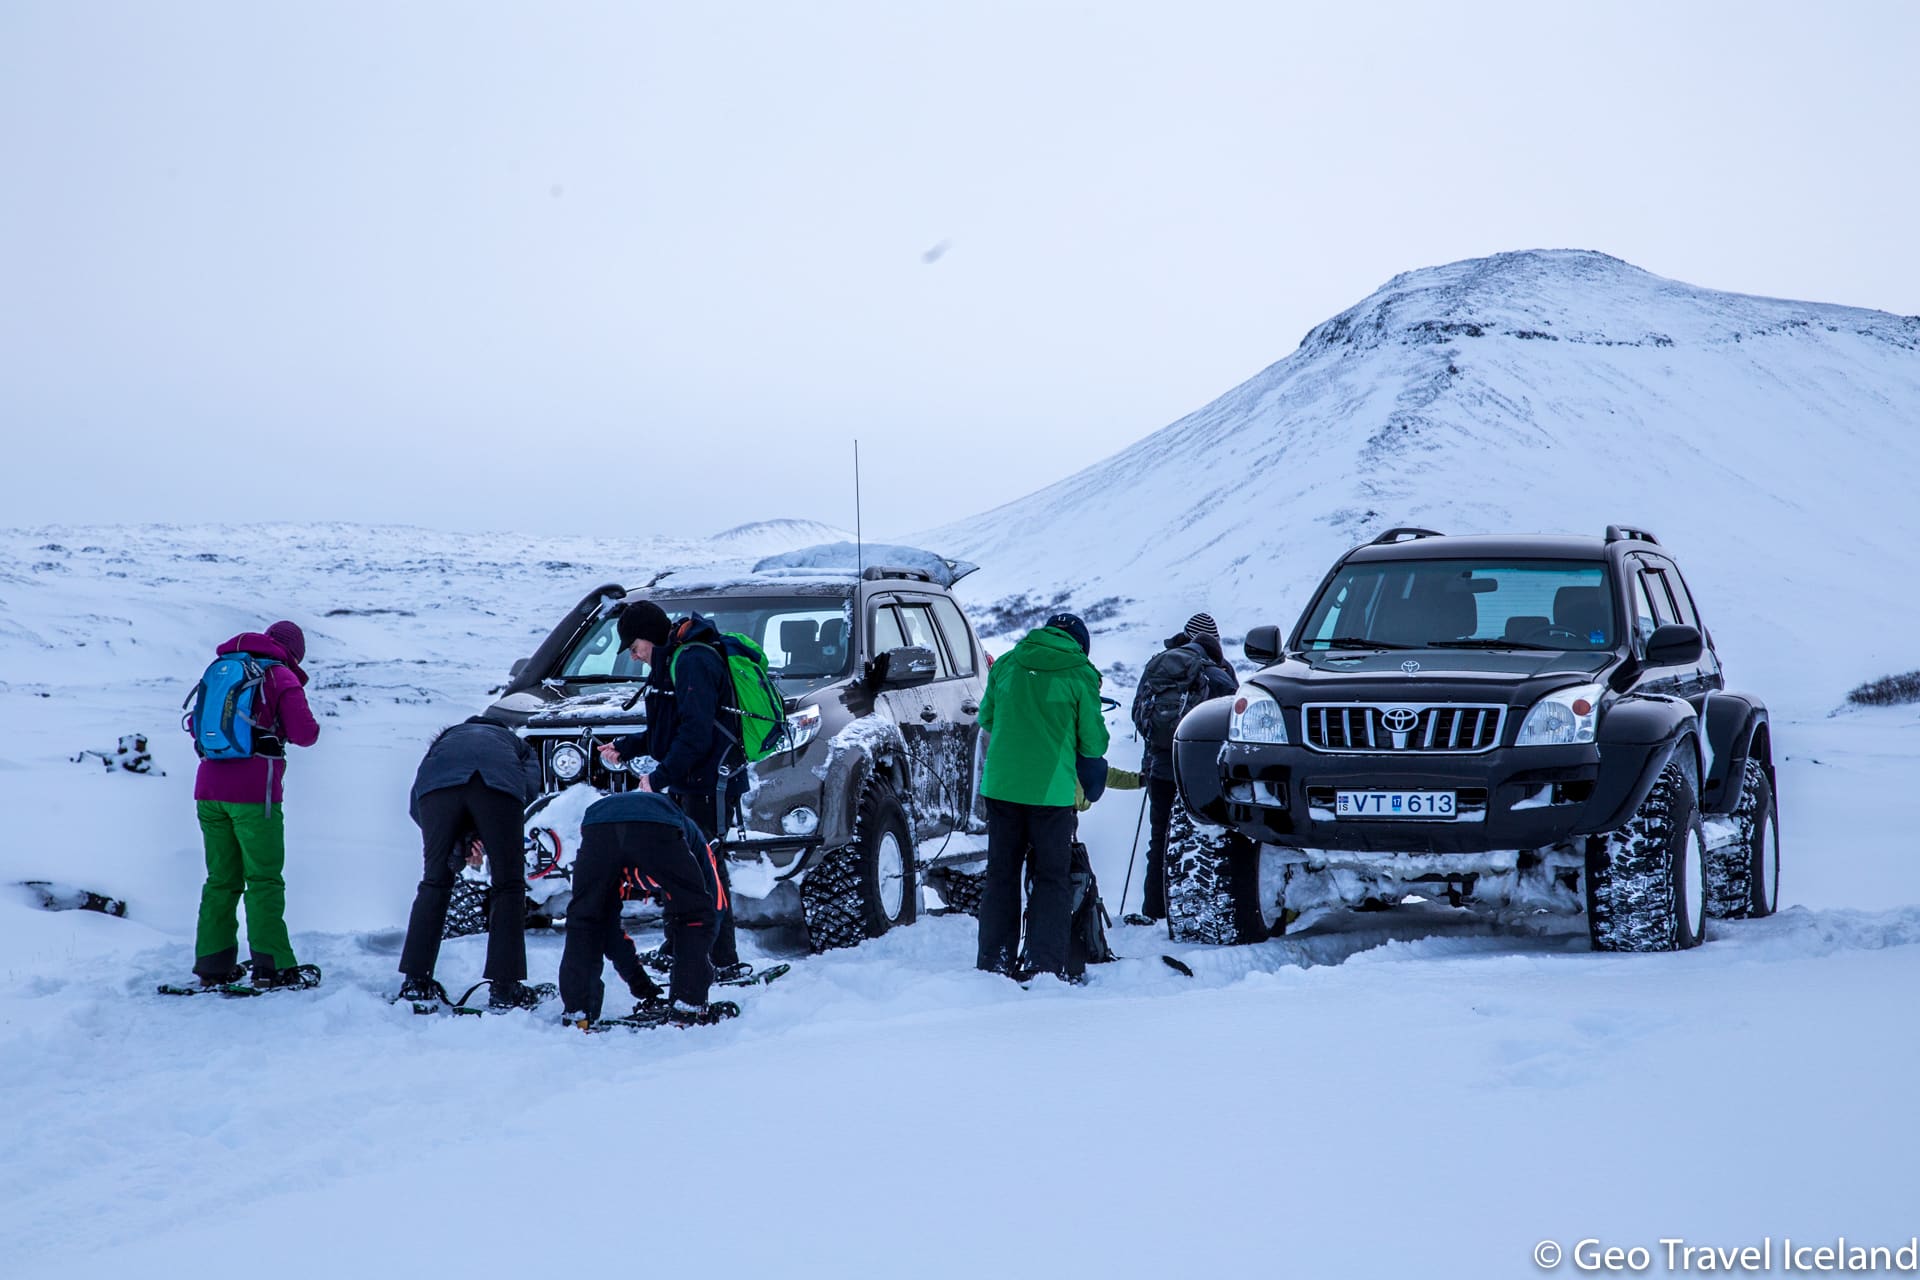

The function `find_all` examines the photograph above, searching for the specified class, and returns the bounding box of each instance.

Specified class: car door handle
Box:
[961,700,979,716]
[920,706,938,722]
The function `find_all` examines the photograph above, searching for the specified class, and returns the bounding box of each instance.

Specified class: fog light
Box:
[628,754,658,777]
[550,744,586,781]
[782,806,819,836]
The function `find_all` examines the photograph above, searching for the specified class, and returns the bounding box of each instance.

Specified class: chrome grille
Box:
[1302,703,1505,754]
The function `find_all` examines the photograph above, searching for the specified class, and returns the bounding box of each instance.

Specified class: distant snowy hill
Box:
[926,250,1920,708]
[709,518,855,556]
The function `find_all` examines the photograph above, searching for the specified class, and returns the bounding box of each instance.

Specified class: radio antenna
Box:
[854,438,865,579]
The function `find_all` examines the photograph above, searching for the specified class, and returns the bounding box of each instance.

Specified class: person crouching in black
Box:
[397,715,545,1010]
[559,790,731,1027]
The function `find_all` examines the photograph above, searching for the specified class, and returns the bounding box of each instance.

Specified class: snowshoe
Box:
[578,999,740,1033]
[639,947,672,975]
[199,964,247,988]
[716,961,789,990]
[1121,912,1159,928]
[712,961,754,985]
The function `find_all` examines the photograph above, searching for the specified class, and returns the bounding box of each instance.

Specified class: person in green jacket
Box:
[975,612,1111,980]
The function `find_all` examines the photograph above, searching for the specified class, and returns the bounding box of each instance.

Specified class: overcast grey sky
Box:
[3,2,1915,541]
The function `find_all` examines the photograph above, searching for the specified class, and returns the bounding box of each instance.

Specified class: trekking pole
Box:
[1117,789,1148,918]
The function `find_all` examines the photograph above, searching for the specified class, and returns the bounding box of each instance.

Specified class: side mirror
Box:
[869,645,940,689]
[509,658,530,681]
[1243,625,1283,666]
[1645,623,1703,667]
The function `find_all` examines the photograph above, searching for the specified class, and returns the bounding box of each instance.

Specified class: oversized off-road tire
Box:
[801,779,918,953]
[929,865,986,916]
[442,876,490,940]
[1586,761,1708,952]
[1164,805,1272,946]
[1705,759,1779,920]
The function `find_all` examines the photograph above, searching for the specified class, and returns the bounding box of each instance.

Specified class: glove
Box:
[1076,755,1109,804]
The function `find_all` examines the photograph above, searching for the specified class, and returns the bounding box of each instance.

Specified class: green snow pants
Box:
[194,801,297,977]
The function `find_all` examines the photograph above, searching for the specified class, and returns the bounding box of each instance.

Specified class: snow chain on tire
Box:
[1163,804,1265,946]
[800,844,870,953]
[442,877,490,940]
[1704,759,1776,920]
[931,867,986,917]
[1585,761,1704,952]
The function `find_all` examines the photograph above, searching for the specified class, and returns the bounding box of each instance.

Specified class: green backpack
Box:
[673,633,791,763]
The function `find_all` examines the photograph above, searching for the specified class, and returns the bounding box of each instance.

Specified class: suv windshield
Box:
[1297,559,1617,652]
[559,594,857,688]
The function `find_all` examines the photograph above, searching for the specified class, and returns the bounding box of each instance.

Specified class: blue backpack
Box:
[182,654,282,760]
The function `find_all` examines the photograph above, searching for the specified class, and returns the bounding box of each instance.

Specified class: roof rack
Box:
[861,565,938,584]
[1604,525,1660,546]
[1371,527,1445,545]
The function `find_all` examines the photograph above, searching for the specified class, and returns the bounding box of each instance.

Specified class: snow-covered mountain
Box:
[929,250,1920,708]
[709,517,855,556]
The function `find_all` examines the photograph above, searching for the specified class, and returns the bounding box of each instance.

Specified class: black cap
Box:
[617,601,671,648]
[1044,612,1090,655]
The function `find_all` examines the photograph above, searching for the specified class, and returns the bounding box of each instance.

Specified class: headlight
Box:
[550,743,586,781]
[785,704,823,752]
[1515,683,1604,747]
[1228,684,1288,744]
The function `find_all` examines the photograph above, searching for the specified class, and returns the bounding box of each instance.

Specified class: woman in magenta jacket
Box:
[189,620,321,987]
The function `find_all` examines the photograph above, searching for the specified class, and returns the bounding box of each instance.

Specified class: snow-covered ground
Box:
[5,253,1919,1276]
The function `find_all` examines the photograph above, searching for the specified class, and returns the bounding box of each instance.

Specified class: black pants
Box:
[399,777,528,983]
[1144,777,1178,920]
[976,798,1076,977]
[560,819,721,1019]
[668,786,740,969]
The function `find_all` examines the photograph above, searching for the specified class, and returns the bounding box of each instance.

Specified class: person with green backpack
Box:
[599,601,772,978]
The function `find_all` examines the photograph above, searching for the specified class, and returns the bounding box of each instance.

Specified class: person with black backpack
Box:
[182,620,321,988]
[1128,612,1237,924]
[597,601,749,978]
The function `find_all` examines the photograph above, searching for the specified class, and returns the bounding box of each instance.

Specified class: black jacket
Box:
[613,614,743,799]
[1139,635,1237,781]
[409,718,542,824]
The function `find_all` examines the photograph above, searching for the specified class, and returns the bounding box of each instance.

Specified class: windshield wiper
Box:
[1317,638,1418,650]
[1426,638,1558,651]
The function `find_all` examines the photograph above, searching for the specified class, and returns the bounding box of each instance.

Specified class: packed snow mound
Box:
[753,541,978,588]
[926,249,1920,709]
[708,518,855,555]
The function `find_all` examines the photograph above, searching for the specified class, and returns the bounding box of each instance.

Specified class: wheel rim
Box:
[1256,843,1287,930]
[1683,826,1707,941]
[876,831,906,921]
[1759,813,1780,912]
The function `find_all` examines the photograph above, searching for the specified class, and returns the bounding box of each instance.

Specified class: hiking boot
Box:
[488,980,548,1011]
[395,976,449,1006]
[665,999,739,1027]
[259,964,323,991]
[198,965,246,988]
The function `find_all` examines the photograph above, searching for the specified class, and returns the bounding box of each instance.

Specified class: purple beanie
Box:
[267,620,306,663]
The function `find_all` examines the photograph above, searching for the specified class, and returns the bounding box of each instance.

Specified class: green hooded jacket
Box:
[978,625,1111,807]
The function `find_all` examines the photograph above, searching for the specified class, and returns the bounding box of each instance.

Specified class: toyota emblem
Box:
[1382,706,1419,733]
[1401,659,1421,675]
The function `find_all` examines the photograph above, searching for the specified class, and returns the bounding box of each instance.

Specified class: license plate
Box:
[1335,790,1457,819]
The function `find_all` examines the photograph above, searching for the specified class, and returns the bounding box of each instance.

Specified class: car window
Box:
[560,616,651,680]
[929,596,977,676]
[898,602,955,679]
[872,603,907,656]
[1649,563,1698,629]
[1299,559,1616,650]
[1631,568,1668,645]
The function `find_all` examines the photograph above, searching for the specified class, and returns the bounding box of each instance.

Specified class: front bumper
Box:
[1190,739,1620,854]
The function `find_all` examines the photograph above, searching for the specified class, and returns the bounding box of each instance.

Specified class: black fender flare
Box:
[1586,694,1703,832]
[1171,696,1235,824]
[813,715,910,854]
[1700,692,1772,815]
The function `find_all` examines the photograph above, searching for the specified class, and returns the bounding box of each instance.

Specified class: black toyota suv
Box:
[1168,526,1780,953]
